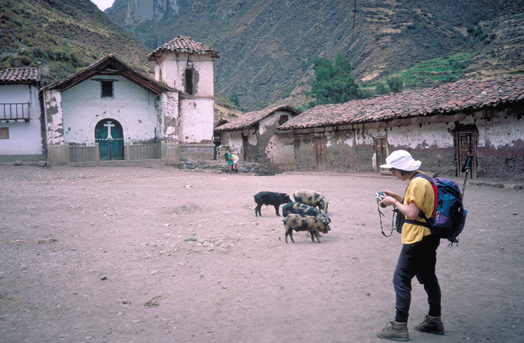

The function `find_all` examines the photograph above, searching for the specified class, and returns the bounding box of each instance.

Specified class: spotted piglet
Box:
[283,214,331,243]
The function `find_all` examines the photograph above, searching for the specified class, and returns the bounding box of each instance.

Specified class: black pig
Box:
[254,191,292,217]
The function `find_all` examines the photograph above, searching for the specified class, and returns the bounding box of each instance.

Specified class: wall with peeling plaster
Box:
[155,54,214,97]
[266,133,295,171]
[293,108,523,179]
[474,108,524,179]
[0,83,43,160]
[217,109,297,169]
[43,89,64,146]
[59,75,162,144]
[220,131,246,159]
[160,91,180,143]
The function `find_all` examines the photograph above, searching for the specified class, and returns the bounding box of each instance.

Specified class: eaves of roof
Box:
[279,75,524,130]
[40,55,174,95]
[0,67,40,84]
[215,105,299,132]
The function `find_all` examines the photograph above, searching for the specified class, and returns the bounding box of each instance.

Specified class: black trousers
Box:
[393,234,441,322]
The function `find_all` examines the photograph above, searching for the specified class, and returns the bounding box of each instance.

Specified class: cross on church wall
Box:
[104,120,115,140]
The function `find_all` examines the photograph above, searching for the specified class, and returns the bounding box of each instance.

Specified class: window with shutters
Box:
[0,127,9,139]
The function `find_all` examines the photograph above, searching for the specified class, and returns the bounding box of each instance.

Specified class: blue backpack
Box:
[397,174,468,246]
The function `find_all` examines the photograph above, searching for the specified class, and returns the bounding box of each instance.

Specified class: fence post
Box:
[94,143,100,163]
[125,143,131,161]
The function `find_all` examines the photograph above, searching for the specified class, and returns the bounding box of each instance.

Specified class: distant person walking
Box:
[376,150,444,341]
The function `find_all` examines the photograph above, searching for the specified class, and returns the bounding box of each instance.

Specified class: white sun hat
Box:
[380,150,422,171]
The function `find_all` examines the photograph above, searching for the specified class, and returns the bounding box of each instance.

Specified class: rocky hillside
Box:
[106,0,524,110]
[463,4,524,79]
[1,0,523,114]
[0,0,154,85]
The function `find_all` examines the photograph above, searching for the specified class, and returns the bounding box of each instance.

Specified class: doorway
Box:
[456,132,477,179]
[242,134,249,161]
[95,119,124,160]
[374,137,388,173]
[314,140,327,171]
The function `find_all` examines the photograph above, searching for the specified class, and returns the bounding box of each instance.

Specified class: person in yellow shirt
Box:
[231,152,239,173]
[376,150,444,341]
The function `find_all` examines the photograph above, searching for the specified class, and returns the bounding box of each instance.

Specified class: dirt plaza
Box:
[0,165,522,343]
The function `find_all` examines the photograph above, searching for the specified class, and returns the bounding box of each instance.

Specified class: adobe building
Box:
[279,76,524,180]
[41,35,220,166]
[215,105,299,172]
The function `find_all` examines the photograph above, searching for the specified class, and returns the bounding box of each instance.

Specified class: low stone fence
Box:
[178,160,275,175]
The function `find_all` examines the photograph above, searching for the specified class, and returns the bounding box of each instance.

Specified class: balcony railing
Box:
[0,103,30,122]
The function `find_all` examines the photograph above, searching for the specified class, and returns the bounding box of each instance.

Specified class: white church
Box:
[41,35,220,166]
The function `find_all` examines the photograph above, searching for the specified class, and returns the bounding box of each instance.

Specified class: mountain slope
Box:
[463,3,524,79]
[0,0,153,86]
[2,0,523,114]
[106,0,524,111]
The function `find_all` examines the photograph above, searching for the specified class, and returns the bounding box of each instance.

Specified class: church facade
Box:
[41,35,220,166]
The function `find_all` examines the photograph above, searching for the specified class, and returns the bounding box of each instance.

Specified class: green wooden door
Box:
[95,119,124,160]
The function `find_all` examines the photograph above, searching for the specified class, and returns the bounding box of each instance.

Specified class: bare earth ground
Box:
[0,165,522,343]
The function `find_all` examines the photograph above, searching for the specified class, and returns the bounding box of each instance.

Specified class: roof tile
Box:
[215,105,299,132]
[0,67,40,83]
[279,75,524,130]
[147,35,220,61]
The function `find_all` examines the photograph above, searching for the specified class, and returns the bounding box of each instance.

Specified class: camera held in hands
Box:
[376,191,386,208]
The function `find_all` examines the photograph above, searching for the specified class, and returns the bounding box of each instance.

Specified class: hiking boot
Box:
[414,315,445,335]
[376,320,409,341]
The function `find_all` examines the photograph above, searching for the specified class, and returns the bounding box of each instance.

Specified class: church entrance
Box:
[95,119,124,160]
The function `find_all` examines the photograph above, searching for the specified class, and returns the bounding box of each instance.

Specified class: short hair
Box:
[390,168,414,176]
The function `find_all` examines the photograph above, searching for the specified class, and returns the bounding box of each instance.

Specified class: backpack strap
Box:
[403,173,438,227]
[413,174,438,218]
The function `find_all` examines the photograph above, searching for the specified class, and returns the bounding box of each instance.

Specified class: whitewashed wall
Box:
[0,84,43,157]
[155,54,214,97]
[179,97,214,143]
[58,75,162,144]
[222,131,244,155]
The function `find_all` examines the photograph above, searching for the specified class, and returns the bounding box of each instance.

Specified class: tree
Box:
[375,82,389,95]
[229,92,240,108]
[306,54,364,107]
[386,76,404,93]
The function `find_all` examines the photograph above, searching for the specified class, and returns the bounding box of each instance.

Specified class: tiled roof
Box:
[215,105,299,132]
[41,54,173,94]
[147,35,220,61]
[279,75,524,130]
[0,67,40,84]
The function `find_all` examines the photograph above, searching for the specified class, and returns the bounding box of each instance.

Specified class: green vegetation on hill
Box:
[305,54,366,108]
[1,0,523,113]
[363,53,474,95]
[0,0,152,86]
[107,0,524,110]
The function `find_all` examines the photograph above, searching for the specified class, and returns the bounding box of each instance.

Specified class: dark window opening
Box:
[279,115,289,125]
[101,81,113,98]
[185,69,194,95]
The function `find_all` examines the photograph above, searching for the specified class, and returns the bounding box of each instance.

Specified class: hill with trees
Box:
[106,0,524,110]
[1,0,523,113]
